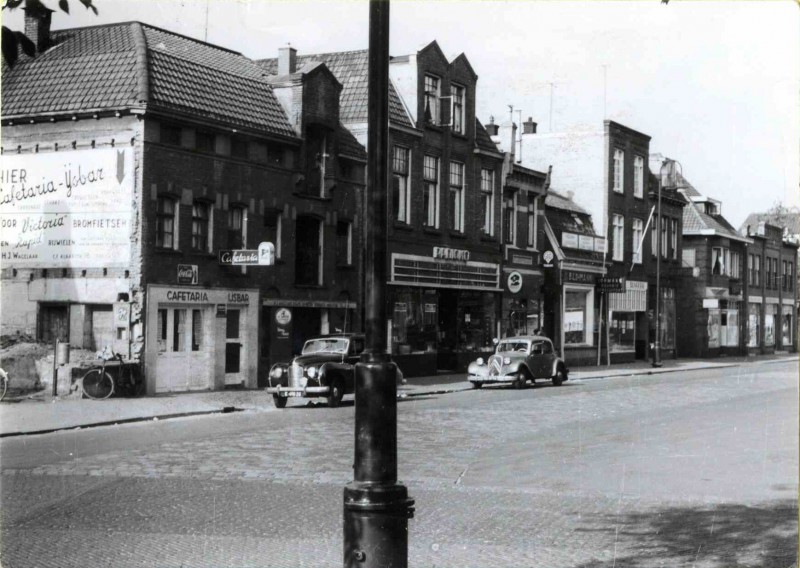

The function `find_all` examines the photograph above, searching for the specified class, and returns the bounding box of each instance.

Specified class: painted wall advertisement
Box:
[0,148,134,268]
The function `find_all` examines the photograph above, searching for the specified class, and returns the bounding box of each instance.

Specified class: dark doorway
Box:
[291,308,321,356]
[39,304,69,343]
[437,290,458,371]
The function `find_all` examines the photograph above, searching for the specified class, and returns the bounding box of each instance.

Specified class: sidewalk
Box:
[1,354,796,437]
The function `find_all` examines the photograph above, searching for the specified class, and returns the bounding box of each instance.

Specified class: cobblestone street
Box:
[1,360,797,567]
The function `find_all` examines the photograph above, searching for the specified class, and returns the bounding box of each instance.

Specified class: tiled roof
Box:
[740,212,800,236]
[545,190,591,216]
[258,50,414,129]
[336,124,366,161]
[676,172,701,197]
[2,23,295,137]
[475,119,500,153]
[683,201,742,240]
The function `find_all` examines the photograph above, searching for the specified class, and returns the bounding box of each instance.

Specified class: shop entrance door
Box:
[225,308,246,386]
[155,307,213,392]
[437,291,458,371]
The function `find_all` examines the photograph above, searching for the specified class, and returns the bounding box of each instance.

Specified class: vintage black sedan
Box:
[467,336,568,389]
[266,334,365,408]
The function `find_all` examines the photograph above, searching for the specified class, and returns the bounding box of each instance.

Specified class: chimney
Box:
[522,117,537,134]
[498,120,517,158]
[278,46,297,76]
[484,116,499,137]
[24,3,54,54]
[566,190,575,201]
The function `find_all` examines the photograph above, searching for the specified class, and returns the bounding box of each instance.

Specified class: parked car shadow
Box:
[570,499,797,568]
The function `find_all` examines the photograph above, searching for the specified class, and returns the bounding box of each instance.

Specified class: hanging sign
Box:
[507,271,523,294]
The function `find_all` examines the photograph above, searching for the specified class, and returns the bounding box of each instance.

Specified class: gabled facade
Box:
[1,17,364,392]
[261,41,506,376]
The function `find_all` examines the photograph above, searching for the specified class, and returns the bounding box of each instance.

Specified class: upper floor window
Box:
[712,247,726,276]
[336,221,353,266]
[503,190,517,245]
[191,201,211,252]
[423,155,440,228]
[730,250,741,279]
[451,83,465,134]
[634,155,644,198]
[392,146,410,224]
[263,209,282,260]
[651,218,658,257]
[156,196,178,249]
[670,218,678,259]
[228,206,246,249]
[788,262,794,291]
[661,218,668,258]
[196,130,215,153]
[160,123,182,146]
[231,137,248,159]
[449,161,465,232]
[424,75,441,125]
[295,215,323,286]
[613,149,624,193]
[632,218,644,264]
[526,200,536,248]
[612,214,624,261]
[480,168,494,236]
[754,255,761,286]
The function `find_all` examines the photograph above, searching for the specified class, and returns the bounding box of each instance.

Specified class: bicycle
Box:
[81,347,144,400]
[0,368,8,402]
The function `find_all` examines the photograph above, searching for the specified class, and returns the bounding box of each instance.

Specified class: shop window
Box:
[423,74,441,125]
[764,304,776,346]
[451,83,465,134]
[565,289,592,345]
[156,196,178,249]
[172,309,187,352]
[610,311,635,352]
[263,209,282,260]
[613,149,624,193]
[391,288,438,354]
[782,313,792,347]
[660,288,677,349]
[191,309,203,351]
[449,161,465,232]
[459,291,498,352]
[392,146,410,223]
[708,305,738,349]
[228,206,246,249]
[336,221,352,266]
[423,155,440,228]
[748,303,760,347]
[295,216,323,286]
[612,214,624,261]
[157,309,168,352]
[481,168,494,236]
[191,201,211,252]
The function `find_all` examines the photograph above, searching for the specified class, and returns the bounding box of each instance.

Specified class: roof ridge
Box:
[130,22,149,105]
[256,48,368,64]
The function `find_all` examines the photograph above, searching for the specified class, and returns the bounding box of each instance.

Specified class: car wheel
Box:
[471,381,483,389]
[552,366,565,386]
[272,394,287,409]
[327,379,344,408]
[514,372,527,389]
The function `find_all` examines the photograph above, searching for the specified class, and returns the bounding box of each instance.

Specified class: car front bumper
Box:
[266,385,331,398]
[468,373,517,384]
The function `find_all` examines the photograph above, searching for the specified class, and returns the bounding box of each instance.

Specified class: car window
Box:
[541,341,553,355]
[497,341,529,353]
[302,338,348,354]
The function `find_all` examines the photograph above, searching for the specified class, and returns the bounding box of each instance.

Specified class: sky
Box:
[5,0,799,227]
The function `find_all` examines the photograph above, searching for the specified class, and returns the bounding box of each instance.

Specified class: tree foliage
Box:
[2,0,97,66]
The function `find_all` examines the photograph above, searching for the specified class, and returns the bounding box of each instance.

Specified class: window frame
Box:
[633,155,644,198]
[613,149,624,193]
[391,145,411,224]
[503,190,517,246]
[156,196,178,250]
[227,205,247,250]
[612,213,625,261]
[480,168,495,236]
[423,155,440,228]
[670,218,678,260]
[632,217,644,264]
[449,161,465,233]
[336,220,353,267]
[423,74,441,126]
[191,200,212,252]
[451,83,465,134]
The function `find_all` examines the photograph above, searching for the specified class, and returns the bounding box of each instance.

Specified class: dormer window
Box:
[424,75,441,125]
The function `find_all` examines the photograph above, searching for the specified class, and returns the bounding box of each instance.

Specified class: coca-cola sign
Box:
[177,264,198,285]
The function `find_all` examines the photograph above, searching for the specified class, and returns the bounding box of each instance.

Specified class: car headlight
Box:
[307,366,317,379]
[476,358,485,366]
[270,367,283,379]
[503,357,511,365]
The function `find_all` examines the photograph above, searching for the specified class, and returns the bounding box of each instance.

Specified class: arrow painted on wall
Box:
[116,150,126,184]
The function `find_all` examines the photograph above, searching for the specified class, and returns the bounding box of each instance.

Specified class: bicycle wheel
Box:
[82,369,114,400]
[0,377,7,402]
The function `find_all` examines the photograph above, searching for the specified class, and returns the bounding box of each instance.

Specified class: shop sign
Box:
[511,253,533,266]
[578,235,595,251]
[626,280,648,292]
[219,249,260,265]
[703,299,719,309]
[0,148,134,268]
[177,264,198,285]
[275,308,292,326]
[166,290,210,302]
[594,238,607,253]
[598,276,625,291]
[561,232,579,249]
[227,292,249,304]
[424,303,437,313]
[562,270,597,286]
[432,246,470,261]
[216,304,227,317]
[507,271,523,294]
[542,250,555,268]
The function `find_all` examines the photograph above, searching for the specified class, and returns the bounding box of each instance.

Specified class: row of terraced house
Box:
[1,11,796,393]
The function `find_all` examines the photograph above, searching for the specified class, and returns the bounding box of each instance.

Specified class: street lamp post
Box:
[343,1,414,567]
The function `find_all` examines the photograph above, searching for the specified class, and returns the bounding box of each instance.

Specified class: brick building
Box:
[511,120,685,363]
[675,175,751,357]
[1,16,364,392]
[261,41,508,375]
